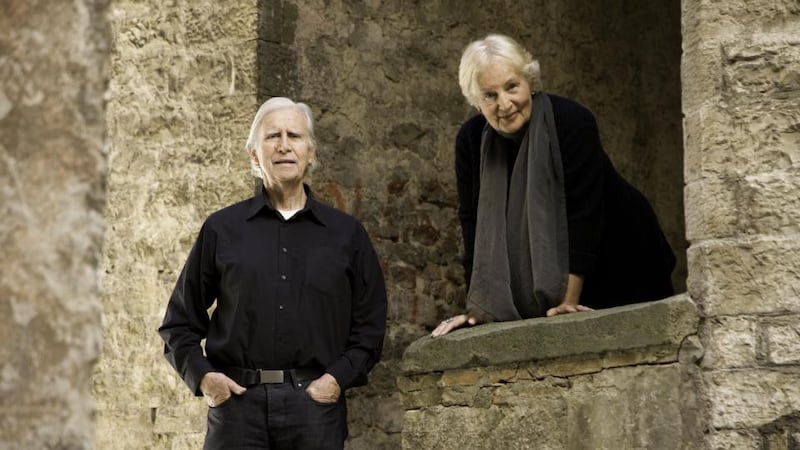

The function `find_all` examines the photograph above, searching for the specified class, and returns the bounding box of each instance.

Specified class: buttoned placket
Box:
[274,219,293,349]
[277,223,289,314]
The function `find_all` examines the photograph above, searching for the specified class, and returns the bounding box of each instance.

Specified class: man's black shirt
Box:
[159,186,387,395]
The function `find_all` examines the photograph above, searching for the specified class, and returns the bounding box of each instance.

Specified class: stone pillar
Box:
[95,1,257,448]
[682,1,800,448]
[0,0,109,448]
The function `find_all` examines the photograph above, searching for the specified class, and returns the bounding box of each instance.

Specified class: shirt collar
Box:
[246,183,327,226]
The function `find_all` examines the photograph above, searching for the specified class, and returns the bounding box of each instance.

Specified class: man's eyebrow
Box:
[262,128,306,136]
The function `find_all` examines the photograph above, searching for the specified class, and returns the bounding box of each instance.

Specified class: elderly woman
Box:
[433,34,675,336]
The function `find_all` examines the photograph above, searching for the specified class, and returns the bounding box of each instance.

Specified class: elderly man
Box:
[159,97,387,449]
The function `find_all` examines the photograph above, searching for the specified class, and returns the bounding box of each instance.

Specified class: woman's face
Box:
[476,60,532,134]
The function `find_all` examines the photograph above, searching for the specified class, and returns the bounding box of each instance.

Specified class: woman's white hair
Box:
[245,97,318,178]
[458,34,543,108]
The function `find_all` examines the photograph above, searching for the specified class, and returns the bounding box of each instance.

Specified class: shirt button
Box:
[279,305,284,310]
[280,275,287,280]
[281,247,288,253]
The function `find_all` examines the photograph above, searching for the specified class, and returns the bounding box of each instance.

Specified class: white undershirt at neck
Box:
[277,208,302,220]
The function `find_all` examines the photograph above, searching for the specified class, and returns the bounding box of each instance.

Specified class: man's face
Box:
[249,108,315,188]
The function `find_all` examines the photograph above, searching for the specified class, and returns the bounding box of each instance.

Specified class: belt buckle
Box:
[258,369,284,384]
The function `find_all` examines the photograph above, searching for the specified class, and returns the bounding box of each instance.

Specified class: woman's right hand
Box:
[431,310,490,337]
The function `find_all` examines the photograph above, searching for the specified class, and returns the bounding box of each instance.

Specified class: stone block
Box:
[566,365,700,450]
[396,373,443,410]
[440,367,485,386]
[403,401,566,450]
[687,237,800,316]
[402,295,698,374]
[684,178,738,240]
[705,429,762,450]
[403,363,702,450]
[738,170,800,236]
[683,104,800,186]
[721,37,800,101]
[763,318,800,365]
[346,392,404,435]
[706,369,800,429]
[700,317,757,369]
[682,0,800,42]
[491,377,570,408]
[681,41,724,114]
[441,383,483,407]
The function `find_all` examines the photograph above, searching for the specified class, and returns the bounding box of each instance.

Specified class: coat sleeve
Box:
[558,108,606,276]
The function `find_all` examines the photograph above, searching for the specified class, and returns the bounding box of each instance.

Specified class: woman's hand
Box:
[546,273,592,317]
[546,303,593,317]
[431,310,491,337]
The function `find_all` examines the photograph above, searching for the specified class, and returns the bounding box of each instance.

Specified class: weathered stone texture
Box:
[683,103,800,185]
[705,429,762,450]
[400,298,703,449]
[95,1,257,449]
[682,0,800,44]
[706,369,800,430]
[687,237,800,317]
[683,2,800,445]
[403,295,698,373]
[686,169,800,241]
[700,317,758,369]
[0,0,109,448]
[763,319,800,366]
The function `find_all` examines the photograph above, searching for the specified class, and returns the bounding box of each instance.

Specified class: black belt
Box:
[222,367,324,387]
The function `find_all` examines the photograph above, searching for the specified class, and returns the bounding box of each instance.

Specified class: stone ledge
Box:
[402,294,697,374]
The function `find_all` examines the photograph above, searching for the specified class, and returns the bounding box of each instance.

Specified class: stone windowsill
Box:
[402,294,698,375]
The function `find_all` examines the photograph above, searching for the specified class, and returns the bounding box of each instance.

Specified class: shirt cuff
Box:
[186,357,216,396]
[325,357,361,391]
[569,250,597,275]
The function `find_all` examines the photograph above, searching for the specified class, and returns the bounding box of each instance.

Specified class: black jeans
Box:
[203,380,347,449]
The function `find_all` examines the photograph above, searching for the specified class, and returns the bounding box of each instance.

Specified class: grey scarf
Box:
[467,93,569,320]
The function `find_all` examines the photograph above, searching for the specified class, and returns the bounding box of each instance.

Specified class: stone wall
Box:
[682,1,800,448]
[0,0,109,448]
[399,296,704,449]
[95,0,683,448]
[95,1,256,448]
[8,0,800,448]
[265,2,683,446]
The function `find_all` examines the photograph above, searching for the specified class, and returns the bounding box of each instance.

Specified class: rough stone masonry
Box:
[6,0,799,449]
